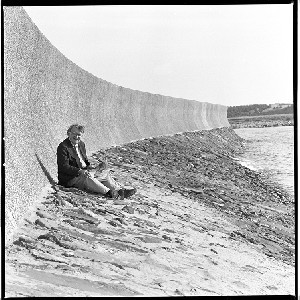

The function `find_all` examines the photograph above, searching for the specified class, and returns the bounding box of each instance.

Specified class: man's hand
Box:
[79,169,92,178]
[98,160,108,171]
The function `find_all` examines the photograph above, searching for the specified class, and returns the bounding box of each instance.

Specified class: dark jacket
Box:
[57,138,90,186]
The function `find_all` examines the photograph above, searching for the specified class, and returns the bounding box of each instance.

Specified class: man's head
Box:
[67,124,85,145]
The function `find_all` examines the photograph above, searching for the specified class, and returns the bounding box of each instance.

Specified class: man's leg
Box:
[68,174,110,194]
[99,172,125,199]
[99,171,122,191]
[67,174,86,190]
[85,177,110,194]
[100,172,136,199]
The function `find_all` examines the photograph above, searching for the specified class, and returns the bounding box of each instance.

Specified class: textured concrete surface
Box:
[4,6,229,244]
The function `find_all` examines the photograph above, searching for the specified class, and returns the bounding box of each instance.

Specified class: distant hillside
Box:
[227,103,293,118]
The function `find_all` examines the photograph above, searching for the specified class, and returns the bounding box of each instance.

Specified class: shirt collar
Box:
[68,138,79,149]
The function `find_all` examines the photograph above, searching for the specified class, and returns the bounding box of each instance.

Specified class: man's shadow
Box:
[35,153,57,186]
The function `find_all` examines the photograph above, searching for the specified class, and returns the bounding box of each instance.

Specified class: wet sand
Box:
[5,128,295,297]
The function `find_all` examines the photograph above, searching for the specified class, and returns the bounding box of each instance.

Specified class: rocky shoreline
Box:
[228,114,293,129]
[5,127,295,297]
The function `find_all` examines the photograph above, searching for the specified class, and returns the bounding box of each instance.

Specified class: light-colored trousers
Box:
[67,170,121,194]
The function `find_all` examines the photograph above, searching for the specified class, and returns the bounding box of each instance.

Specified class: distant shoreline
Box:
[228,113,293,129]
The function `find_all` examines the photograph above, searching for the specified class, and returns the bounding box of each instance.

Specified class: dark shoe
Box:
[105,190,119,199]
[124,187,137,198]
[118,188,125,200]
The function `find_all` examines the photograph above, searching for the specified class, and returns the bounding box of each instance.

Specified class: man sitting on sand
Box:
[57,124,136,200]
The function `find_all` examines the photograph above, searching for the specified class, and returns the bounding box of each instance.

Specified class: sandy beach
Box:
[5,128,295,297]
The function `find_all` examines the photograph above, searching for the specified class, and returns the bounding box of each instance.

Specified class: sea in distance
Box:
[234,126,294,198]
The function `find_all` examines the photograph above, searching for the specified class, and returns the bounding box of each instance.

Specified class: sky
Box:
[23,5,293,107]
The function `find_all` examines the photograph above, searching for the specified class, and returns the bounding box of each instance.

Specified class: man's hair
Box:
[67,124,85,135]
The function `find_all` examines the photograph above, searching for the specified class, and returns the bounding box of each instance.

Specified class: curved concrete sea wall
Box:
[4,6,230,244]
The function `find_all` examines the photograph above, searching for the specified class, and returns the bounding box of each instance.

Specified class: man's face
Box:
[68,127,83,145]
